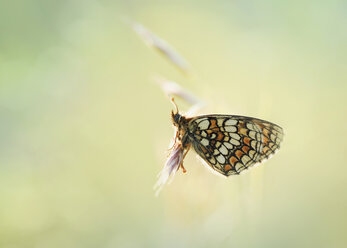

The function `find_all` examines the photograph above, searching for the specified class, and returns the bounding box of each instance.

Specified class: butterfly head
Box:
[170,97,185,127]
[170,97,182,126]
[172,111,182,126]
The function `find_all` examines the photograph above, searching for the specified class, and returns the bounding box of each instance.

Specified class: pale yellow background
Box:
[0,1,346,247]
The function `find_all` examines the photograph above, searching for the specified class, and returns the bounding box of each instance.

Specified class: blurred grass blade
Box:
[130,21,192,76]
[153,142,184,196]
[154,76,201,105]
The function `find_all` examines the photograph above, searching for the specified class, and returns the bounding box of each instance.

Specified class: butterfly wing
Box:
[251,118,284,161]
[187,115,283,176]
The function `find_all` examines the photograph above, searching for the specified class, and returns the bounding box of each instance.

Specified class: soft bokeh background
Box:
[1,1,346,247]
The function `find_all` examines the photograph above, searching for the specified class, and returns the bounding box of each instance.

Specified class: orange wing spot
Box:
[263,146,270,154]
[229,156,238,166]
[206,129,213,135]
[263,128,270,138]
[243,137,251,146]
[216,132,224,141]
[224,164,232,171]
[239,128,248,136]
[242,146,250,153]
[255,121,265,129]
[209,119,217,129]
[200,146,208,153]
[263,136,269,145]
[235,150,243,159]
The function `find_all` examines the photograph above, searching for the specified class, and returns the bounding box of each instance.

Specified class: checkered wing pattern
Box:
[188,115,283,176]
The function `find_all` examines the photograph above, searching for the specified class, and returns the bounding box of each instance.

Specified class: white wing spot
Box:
[251,140,258,150]
[249,131,256,139]
[230,139,240,146]
[219,145,228,155]
[216,154,226,164]
[241,155,251,166]
[235,162,244,172]
[229,133,241,140]
[214,163,223,170]
[249,150,256,159]
[198,119,210,130]
[225,126,237,132]
[209,156,216,164]
[213,149,220,155]
[246,123,255,131]
[225,119,237,126]
[201,138,209,146]
[217,119,225,126]
[224,142,233,149]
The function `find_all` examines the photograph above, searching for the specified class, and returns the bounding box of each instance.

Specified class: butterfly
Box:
[170,100,284,176]
[154,98,284,195]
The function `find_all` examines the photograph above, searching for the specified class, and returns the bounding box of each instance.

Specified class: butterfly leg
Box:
[168,130,179,153]
[179,158,186,173]
[179,145,191,173]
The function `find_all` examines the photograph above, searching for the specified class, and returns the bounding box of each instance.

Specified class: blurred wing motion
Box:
[188,115,283,176]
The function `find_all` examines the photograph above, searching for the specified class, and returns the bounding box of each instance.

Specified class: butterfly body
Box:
[171,111,283,176]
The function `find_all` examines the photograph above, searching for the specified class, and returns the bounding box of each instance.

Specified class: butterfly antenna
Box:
[170,97,179,114]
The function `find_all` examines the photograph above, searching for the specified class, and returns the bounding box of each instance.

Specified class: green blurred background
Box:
[1,0,346,247]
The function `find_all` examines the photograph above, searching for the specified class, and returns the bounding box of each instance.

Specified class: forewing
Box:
[188,115,283,176]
